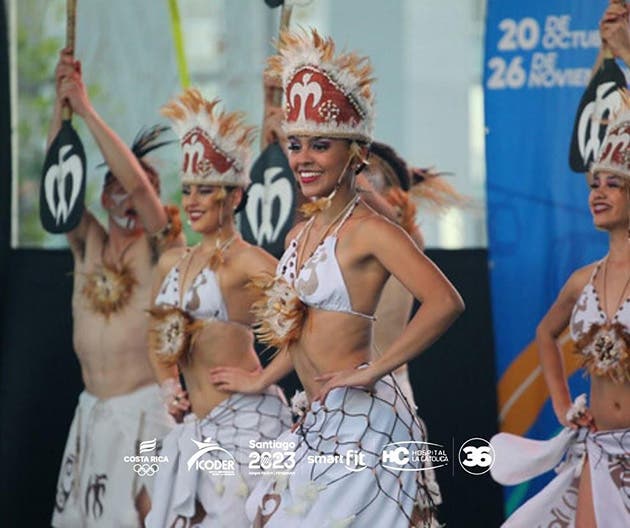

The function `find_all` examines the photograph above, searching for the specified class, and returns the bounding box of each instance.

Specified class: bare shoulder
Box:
[538,261,598,331]
[347,202,405,243]
[563,261,599,298]
[157,245,188,274]
[284,221,307,248]
[71,210,105,252]
[231,239,277,276]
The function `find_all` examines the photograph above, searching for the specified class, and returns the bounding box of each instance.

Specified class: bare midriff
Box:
[289,307,374,399]
[73,277,156,399]
[590,376,630,430]
[181,320,260,419]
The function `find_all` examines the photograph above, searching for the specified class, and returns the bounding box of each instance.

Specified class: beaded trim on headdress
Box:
[268,28,374,143]
[161,88,255,187]
[590,88,630,180]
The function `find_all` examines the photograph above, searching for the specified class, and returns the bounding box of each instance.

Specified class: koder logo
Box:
[186,437,236,476]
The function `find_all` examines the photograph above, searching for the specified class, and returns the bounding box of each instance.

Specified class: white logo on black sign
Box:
[245,167,293,245]
[578,82,622,166]
[44,144,84,225]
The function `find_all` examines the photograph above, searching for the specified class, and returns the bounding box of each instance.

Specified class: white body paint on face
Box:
[110,191,130,206]
[107,191,137,230]
[112,213,137,231]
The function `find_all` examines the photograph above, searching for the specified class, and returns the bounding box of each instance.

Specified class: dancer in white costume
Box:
[209,29,464,527]
[491,90,630,527]
[49,49,184,528]
[145,89,291,528]
[262,78,462,410]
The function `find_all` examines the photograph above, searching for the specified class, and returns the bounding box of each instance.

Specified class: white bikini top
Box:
[569,260,630,383]
[570,261,630,341]
[277,198,374,320]
[155,257,228,322]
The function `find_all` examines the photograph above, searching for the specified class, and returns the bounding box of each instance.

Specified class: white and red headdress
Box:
[268,28,374,143]
[161,88,255,187]
[591,89,630,181]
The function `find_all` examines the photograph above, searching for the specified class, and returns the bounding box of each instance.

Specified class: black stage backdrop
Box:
[0,9,503,526]
[0,248,504,528]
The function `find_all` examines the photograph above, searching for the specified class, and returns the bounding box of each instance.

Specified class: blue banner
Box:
[484,0,612,515]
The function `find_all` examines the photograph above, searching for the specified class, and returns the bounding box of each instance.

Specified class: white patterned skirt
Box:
[52,384,173,528]
[146,386,291,528]
[246,374,442,528]
[491,426,630,527]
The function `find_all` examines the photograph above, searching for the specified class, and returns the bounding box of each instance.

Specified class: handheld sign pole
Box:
[569,1,628,173]
[240,0,297,258]
[40,0,87,233]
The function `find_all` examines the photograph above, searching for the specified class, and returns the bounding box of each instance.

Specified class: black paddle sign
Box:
[569,56,626,173]
[241,143,296,258]
[241,0,296,257]
[40,121,87,233]
[40,0,86,233]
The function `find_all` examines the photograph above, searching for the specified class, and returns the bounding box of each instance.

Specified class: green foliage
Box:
[13,1,109,247]
[15,0,65,246]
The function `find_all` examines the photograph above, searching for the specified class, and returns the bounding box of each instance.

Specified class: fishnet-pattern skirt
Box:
[147,387,292,528]
[247,374,442,528]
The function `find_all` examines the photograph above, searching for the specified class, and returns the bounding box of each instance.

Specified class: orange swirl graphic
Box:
[498,329,582,435]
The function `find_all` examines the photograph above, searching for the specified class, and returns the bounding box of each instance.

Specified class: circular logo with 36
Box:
[458,438,495,475]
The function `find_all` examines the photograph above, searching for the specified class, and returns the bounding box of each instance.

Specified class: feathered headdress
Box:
[407,166,464,212]
[590,88,630,180]
[131,124,174,159]
[267,28,375,143]
[101,124,174,194]
[161,88,255,187]
[368,141,463,209]
[363,141,464,235]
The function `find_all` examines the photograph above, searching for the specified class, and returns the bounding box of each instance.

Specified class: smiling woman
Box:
[209,28,465,528]
[145,88,292,527]
[10,0,487,249]
[287,137,361,198]
[491,89,630,528]
[588,171,630,233]
[2,2,495,526]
